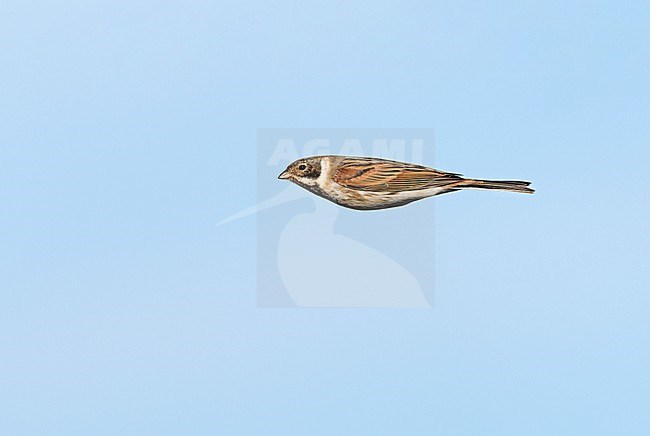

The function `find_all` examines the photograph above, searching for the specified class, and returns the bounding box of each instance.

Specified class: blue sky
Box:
[1,0,649,434]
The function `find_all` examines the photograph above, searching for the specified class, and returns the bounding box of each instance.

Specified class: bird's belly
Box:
[324,186,444,210]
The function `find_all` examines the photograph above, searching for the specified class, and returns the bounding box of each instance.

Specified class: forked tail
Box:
[455,178,535,194]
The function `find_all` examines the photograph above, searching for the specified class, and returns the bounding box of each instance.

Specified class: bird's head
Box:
[278,157,322,186]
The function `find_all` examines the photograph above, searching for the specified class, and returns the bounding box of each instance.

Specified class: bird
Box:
[278,155,534,210]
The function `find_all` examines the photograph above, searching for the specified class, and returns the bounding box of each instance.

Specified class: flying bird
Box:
[278,155,534,210]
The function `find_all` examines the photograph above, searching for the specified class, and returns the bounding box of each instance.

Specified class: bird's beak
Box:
[278,170,291,180]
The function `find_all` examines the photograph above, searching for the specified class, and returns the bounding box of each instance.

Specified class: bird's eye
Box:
[298,164,307,171]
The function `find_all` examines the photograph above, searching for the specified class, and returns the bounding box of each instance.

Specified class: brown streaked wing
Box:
[333,158,463,192]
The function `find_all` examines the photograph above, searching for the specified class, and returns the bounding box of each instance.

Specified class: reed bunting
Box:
[278,155,534,210]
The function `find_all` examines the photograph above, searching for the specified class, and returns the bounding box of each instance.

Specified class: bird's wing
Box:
[333,158,463,192]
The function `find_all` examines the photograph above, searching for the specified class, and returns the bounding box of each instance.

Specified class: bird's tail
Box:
[454,178,535,194]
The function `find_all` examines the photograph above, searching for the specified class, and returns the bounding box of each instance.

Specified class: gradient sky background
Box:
[1,1,649,434]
